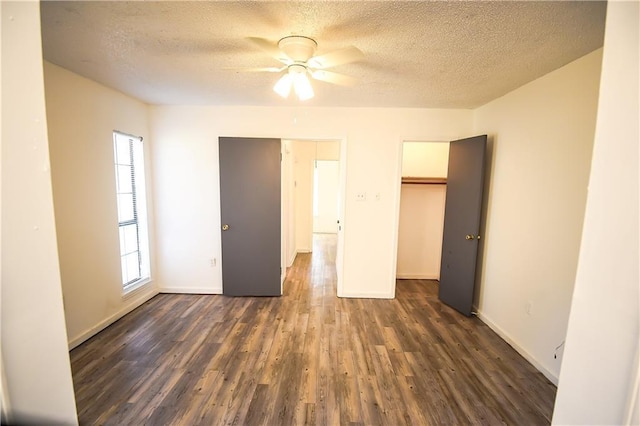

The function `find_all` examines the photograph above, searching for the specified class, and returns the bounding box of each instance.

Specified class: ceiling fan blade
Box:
[310,70,357,86]
[308,46,364,69]
[226,66,286,73]
[246,37,289,63]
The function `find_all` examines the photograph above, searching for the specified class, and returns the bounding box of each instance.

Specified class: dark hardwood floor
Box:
[70,234,556,425]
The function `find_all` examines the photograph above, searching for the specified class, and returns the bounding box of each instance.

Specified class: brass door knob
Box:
[222,224,229,231]
[465,234,475,240]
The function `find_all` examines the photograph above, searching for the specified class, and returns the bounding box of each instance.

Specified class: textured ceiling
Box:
[40,1,606,108]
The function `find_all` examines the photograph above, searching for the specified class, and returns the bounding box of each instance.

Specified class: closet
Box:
[396,142,449,280]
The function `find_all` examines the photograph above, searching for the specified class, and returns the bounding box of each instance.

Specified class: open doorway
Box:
[313,159,340,234]
[282,139,343,287]
[396,141,449,280]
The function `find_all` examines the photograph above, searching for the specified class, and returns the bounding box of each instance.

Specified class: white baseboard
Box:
[338,291,394,299]
[159,287,222,294]
[475,309,559,386]
[396,273,440,280]
[68,288,159,350]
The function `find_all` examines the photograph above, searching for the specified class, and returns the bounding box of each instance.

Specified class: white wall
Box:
[1,2,77,423]
[293,140,316,252]
[553,1,639,423]
[473,48,603,383]
[396,184,446,279]
[150,107,473,296]
[402,142,449,178]
[44,62,158,348]
[313,160,340,234]
[316,141,341,161]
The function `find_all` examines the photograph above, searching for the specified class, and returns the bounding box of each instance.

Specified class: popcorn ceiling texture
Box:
[40,1,606,108]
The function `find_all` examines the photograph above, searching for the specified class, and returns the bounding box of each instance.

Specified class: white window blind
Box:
[113,131,150,291]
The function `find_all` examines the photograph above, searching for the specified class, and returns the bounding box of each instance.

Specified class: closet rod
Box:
[401,177,447,185]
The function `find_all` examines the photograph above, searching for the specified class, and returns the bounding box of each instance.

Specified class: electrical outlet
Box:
[210,258,216,267]
[375,192,381,201]
[356,192,367,201]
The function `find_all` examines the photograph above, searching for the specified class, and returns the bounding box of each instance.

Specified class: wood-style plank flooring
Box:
[70,234,556,425]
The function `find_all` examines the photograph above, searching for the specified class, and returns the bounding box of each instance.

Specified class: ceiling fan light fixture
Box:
[294,73,314,101]
[273,64,314,100]
[273,73,293,98]
[278,36,317,62]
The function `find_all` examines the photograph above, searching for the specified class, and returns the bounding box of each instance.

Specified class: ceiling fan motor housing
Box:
[278,35,318,62]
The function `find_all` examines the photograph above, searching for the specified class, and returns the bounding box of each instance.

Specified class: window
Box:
[113,131,150,292]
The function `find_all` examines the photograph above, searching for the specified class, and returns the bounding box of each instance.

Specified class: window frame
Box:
[113,131,151,294]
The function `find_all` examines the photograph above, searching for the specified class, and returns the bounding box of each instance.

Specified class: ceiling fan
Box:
[244,35,364,101]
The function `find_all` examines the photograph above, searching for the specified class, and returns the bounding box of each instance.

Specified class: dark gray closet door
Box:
[439,135,487,315]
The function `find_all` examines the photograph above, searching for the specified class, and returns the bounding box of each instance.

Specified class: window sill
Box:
[122,277,152,300]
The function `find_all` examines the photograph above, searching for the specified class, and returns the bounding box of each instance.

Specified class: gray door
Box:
[439,135,487,316]
[219,137,281,296]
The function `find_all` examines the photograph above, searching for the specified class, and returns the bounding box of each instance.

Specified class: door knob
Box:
[222,224,229,231]
[465,234,475,240]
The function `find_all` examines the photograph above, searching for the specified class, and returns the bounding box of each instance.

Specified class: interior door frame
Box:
[391,136,491,309]
[390,138,453,298]
[281,137,347,296]
[393,139,451,282]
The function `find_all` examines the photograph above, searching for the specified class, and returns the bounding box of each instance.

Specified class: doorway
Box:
[283,139,343,288]
[394,136,488,316]
[313,160,340,234]
[396,141,450,280]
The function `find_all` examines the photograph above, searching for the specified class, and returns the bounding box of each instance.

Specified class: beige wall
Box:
[396,185,446,279]
[1,3,77,423]
[553,1,639,423]
[44,62,158,348]
[291,140,341,249]
[402,142,449,178]
[316,140,341,161]
[473,48,603,383]
[150,106,473,297]
[292,140,316,252]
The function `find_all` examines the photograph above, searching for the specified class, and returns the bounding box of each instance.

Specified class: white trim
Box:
[1,353,11,424]
[388,137,405,299]
[296,249,312,254]
[335,136,348,299]
[475,309,559,385]
[122,276,152,298]
[391,138,454,300]
[68,288,159,349]
[338,291,394,299]
[159,287,222,294]
[623,343,640,425]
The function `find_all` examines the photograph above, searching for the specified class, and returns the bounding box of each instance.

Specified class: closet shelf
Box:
[401,177,447,185]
